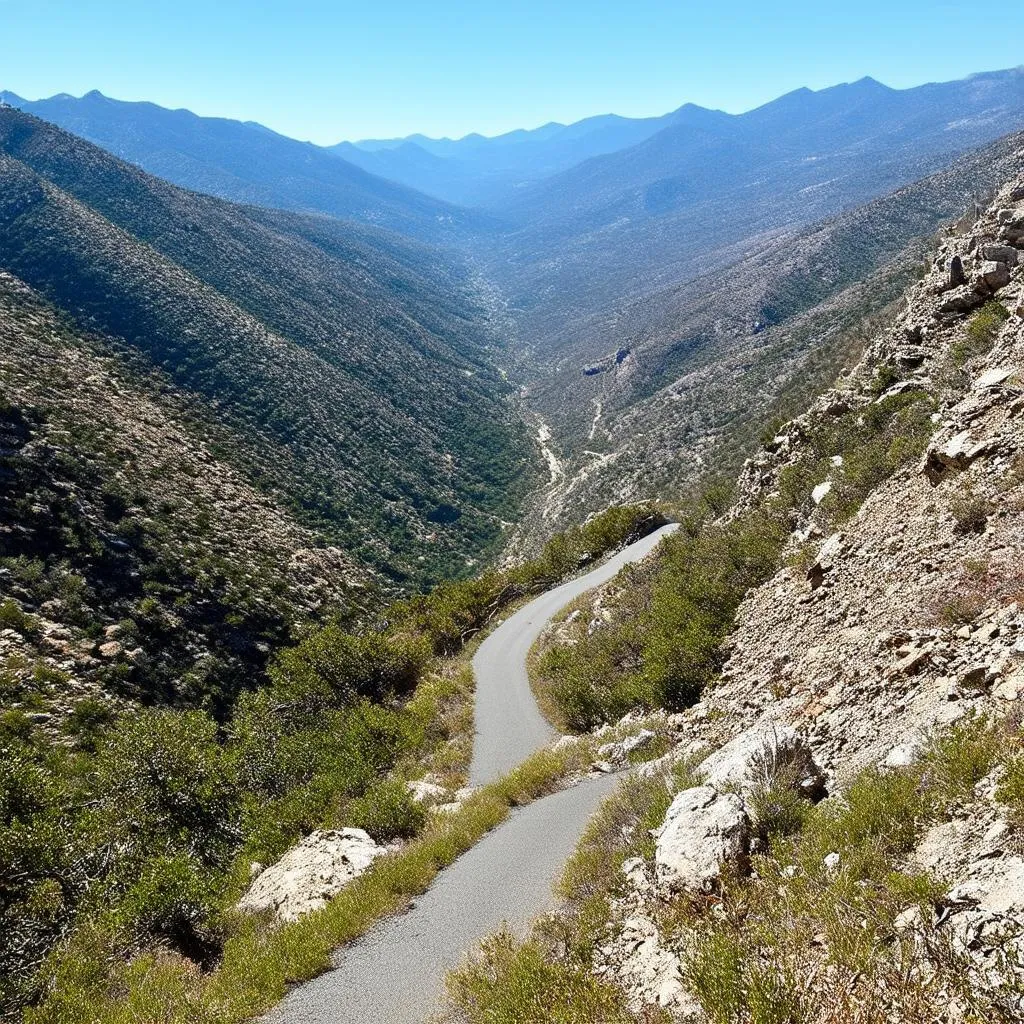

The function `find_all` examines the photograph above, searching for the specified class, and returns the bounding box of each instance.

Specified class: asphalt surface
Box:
[267,523,678,1024]
[469,522,680,786]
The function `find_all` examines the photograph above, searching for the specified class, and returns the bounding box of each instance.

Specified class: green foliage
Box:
[538,507,784,731]
[949,490,991,534]
[344,779,426,844]
[269,626,430,707]
[952,300,1010,366]
[96,708,240,868]
[445,929,634,1024]
[778,390,936,527]
[0,597,35,634]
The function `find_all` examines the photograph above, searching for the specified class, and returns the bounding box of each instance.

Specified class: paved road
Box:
[470,523,679,786]
[267,524,677,1024]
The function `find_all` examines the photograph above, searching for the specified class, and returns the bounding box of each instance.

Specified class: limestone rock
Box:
[697,722,824,798]
[981,243,1019,267]
[406,779,449,804]
[597,728,658,764]
[653,786,749,892]
[237,828,385,922]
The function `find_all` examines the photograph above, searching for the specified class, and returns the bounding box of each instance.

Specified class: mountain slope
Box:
[509,130,1024,542]
[0,270,367,716]
[0,108,535,592]
[0,89,485,240]
[484,69,1024,350]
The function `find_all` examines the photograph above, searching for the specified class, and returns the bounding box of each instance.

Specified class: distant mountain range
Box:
[331,109,700,206]
[0,88,485,240]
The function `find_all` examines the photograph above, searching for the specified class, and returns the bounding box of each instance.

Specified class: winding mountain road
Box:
[267,523,678,1024]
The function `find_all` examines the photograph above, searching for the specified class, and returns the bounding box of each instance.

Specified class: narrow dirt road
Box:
[268,523,678,1024]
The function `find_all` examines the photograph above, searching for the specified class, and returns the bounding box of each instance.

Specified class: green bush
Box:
[344,778,426,843]
[268,625,430,708]
[952,300,1009,366]
[537,507,785,731]
[96,708,240,869]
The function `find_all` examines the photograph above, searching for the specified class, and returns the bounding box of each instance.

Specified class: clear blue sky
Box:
[3,1,1023,144]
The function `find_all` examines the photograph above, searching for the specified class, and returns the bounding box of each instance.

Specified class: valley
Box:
[5,46,1024,1024]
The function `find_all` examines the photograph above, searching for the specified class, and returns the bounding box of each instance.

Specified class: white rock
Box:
[882,740,921,770]
[238,828,385,922]
[406,780,448,804]
[811,481,832,505]
[823,852,841,871]
[653,786,749,892]
[697,722,824,796]
[975,366,1014,389]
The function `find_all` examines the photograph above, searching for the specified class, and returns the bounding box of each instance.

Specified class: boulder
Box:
[922,430,991,482]
[807,532,845,589]
[698,722,826,798]
[653,786,749,892]
[406,779,448,804]
[977,261,1011,293]
[237,828,385,922]
[939,286,985,315]
[975,366,1014,389]
[981,243,1019,267]
[948,254,967,289]
[597,728,658,764]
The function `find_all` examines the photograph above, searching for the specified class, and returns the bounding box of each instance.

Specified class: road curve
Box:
[267,523,678,1024]
[470,522,679,786]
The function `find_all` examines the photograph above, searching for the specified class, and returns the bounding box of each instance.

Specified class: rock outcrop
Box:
[238,828,386,922]
[653,786,749,893]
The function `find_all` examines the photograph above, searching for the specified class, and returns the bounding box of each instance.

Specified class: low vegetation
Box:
[445,765,693,1024]
[1,503,661,1020]
[951,300,1010,366]
[446,715,1024,1024]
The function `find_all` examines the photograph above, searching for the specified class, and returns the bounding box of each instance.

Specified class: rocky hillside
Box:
[0,271,369,720]
[0,108,535,590]
[451,158,1024,1023]
[511,131,1024,547]
[0,109,538,722]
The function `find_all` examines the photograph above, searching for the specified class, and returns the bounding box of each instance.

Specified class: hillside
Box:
[0,107,537,665]
[0,90,486,240]
[447,156,1024,1024]
[508,131,1024,544]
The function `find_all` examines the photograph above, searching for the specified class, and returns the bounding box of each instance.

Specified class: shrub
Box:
[343,778,426,843]
[952,300,1009,366]
[444,929,634,1024]
[0,598,34,635]
[949,491,990,534]
[96,708,240,868]
[268,626,430,708]
[535,508,785,731]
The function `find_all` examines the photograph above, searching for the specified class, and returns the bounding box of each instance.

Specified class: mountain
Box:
[508,129,1024,543]
[0,89,485,240]
[0,109,535,634]
[479,69,1024,395]
[330,108,716,206]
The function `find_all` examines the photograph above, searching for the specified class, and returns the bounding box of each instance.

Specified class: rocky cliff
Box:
[525,162,1024,1022]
